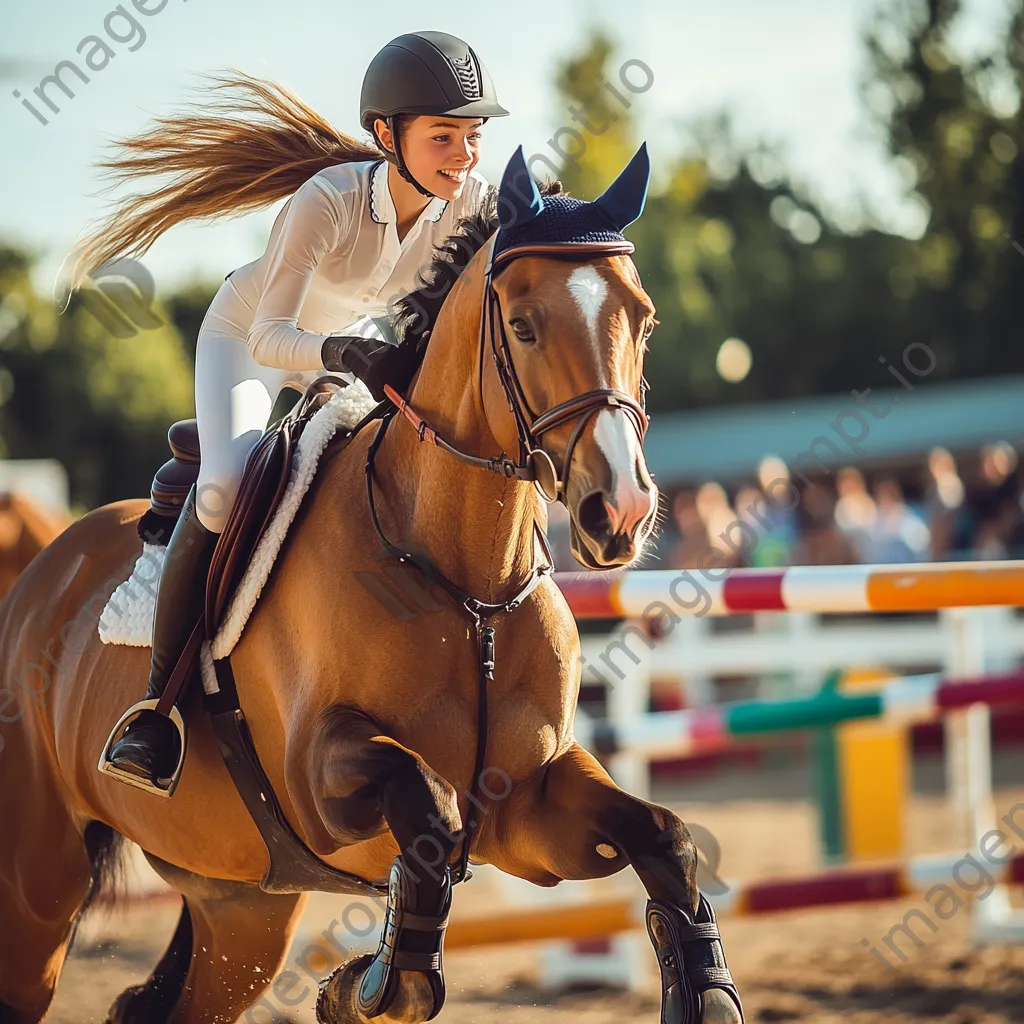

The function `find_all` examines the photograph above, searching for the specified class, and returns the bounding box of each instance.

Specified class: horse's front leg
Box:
[480,741,744,1024]
[308,708,462,1024]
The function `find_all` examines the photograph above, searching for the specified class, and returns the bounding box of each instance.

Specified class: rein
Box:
[367,233,650,883]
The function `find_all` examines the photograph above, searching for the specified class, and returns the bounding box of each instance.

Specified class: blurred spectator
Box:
[669,489,708,567]
[735,484,768,564]
[833,467,876,561]
[696,482,743,568]
[969,442,1020,559]
[668,484,742,569]
[651,445,1023,572]
[794,483,858,564]
[735,455,797,567]
[864,477,930,563]
[924,447,966,559]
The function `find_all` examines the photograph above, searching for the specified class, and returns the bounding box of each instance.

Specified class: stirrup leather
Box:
[97,698,187,798]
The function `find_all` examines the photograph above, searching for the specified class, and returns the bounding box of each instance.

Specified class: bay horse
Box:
[0,144,744,1023]
[0,491,70,601]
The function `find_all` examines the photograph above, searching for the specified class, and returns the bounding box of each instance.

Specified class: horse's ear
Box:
[593,141,651,231]
[497,145,545,230]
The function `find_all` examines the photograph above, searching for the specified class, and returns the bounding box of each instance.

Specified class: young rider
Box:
[74,31,508,794]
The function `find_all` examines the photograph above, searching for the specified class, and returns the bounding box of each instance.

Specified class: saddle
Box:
[135,420,203,543]
[137,376,364,656]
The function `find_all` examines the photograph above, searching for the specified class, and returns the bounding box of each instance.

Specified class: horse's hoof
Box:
[702,988,744,1024]
[105,983,166,1024]
[317,953,373,1023]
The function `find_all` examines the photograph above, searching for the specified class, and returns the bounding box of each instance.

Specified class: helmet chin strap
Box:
[387,115,441,199]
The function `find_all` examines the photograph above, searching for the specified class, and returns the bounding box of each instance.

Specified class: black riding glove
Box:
[321,335,421,404]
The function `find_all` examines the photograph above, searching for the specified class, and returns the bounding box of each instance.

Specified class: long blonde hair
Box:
[64,68,385,294]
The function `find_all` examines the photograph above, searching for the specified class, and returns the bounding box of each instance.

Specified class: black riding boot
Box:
[103,483,219,795]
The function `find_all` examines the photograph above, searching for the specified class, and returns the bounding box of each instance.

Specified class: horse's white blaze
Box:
[566,265,607,345]
[593,407,653,531]
[593,406,641,480]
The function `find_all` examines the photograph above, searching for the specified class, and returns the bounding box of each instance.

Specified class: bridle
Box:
[365,233,651,884]
[383,234,651,505]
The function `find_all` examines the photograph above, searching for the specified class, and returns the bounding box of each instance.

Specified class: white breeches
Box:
[193,289,379,533]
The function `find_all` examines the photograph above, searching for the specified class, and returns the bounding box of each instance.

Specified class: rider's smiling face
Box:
[375,115,484,200]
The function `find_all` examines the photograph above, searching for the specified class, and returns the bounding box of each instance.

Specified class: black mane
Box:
[391,178,564,352]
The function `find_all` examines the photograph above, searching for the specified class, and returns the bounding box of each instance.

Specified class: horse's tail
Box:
[67,820,130,949]
[83,820,129,910]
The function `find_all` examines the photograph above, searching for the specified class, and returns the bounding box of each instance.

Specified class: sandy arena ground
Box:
[46,756,1024,1023]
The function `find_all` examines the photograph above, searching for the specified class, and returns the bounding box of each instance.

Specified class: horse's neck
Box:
[367,291,542,602]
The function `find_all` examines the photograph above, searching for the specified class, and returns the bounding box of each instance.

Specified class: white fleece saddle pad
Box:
[97,382,378,691]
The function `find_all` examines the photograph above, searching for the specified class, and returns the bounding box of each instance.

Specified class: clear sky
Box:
[1,0,1014,298]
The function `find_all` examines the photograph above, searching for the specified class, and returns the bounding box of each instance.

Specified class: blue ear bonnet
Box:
[495,194,628,250]
[493,142,651,260]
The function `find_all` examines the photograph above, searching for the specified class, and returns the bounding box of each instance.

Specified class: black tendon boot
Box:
[315,855,451,1022]
[100,483,219,796]
[646,891,744,1023]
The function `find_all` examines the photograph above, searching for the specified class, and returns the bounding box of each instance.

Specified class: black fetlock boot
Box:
[98,483,219,797]
[348,854,451,1020]
[647,891,744,1023]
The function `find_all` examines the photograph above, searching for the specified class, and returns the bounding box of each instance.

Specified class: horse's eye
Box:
[509,318,535,342]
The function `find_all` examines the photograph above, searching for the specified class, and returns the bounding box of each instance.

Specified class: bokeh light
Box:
[716,337,753,383]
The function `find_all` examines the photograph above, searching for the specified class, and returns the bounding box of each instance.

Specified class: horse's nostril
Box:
[577,490,611,540]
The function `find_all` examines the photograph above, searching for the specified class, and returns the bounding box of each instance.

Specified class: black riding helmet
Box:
[360,31,509,199]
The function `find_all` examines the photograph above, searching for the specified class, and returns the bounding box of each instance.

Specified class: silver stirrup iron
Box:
[97,698,187,798]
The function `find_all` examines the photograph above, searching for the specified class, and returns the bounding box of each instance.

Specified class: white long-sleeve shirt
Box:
[209,158,490,370]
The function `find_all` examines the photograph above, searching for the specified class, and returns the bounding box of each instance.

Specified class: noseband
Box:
[383,234,650,504]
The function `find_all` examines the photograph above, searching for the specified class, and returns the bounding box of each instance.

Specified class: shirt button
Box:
[362,293,372,302]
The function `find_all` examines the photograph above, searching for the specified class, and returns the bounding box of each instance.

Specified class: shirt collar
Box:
[369,159,449,225]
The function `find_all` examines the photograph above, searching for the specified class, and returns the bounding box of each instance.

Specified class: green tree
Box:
[549,26,642,199]
[861,0,1024,379]
[548,4,1024,413]
[629,116,904,409]
[0,243,195,512]
[549,31,905,410]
